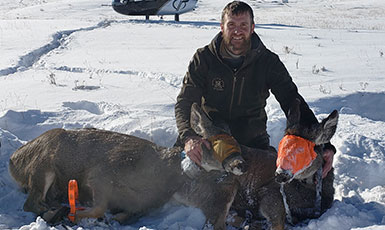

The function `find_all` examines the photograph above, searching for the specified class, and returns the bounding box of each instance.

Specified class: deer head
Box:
[275,99,338,183]
[188,103,248,176]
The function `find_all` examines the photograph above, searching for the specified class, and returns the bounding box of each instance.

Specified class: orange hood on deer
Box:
[276,135,317,176]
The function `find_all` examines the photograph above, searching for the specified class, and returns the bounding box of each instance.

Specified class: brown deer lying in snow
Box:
[181,100,338,229]
[187,100,338,229]
[274,99,338,225]
[9,103,249,229]
[183,104,286,230]
[9,101,338,230]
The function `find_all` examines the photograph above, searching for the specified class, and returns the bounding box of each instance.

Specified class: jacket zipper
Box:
[218,55,245,120]
[229,76,237,120]
[238,77,245,106]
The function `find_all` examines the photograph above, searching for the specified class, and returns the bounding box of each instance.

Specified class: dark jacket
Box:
[175,32,319,148]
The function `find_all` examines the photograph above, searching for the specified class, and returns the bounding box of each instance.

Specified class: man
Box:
[175,1,335,178]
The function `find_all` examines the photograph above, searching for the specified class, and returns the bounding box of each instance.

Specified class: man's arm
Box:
[175,50,208,143]
[175,49,212,165]
[267,53,318,126]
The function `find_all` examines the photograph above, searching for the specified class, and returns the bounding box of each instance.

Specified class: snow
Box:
[0,0,385,229]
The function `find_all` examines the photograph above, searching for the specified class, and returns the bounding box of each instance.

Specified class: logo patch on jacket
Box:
[212,78,225,91]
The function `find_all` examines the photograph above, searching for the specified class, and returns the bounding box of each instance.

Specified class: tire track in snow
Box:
[0,20,113,77]
[109,18,220,29]
[54,65,182,88]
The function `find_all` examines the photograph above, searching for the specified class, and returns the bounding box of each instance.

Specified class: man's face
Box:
[221,12,255,55]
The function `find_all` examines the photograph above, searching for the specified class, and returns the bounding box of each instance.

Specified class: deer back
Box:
[9,128,185,209]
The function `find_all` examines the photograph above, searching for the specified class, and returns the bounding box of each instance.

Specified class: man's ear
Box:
[220,23,224,33]
[251,23,255,31]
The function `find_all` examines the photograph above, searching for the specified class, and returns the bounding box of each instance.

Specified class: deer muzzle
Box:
[275,167,293,184]
[276,135,317,182]
[222,153,248,176]
[208,134,247,175]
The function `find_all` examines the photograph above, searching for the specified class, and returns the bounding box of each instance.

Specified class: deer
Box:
[274,99,338,225]
[8,103,250,230]
[213,98,338,229]
[184,100,338,229]
[8,100,338,230]
[187,104,286,230]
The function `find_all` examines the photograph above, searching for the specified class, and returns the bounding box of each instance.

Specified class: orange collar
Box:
[276,135,317,176]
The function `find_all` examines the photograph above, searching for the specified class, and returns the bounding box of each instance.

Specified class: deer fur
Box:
[189,100,339,228]
[188,103,287,230]
[9,100,338,230]
[9,104,248,230]
[275,99,338,224]
[187,100,339,229]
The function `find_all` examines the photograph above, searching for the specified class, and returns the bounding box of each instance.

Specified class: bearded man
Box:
[175,1,335,178]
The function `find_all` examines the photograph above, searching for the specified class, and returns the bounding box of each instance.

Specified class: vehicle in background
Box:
[112,0,198,21]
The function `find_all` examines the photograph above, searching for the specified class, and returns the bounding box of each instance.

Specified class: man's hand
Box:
[322,148,334,178]
[184,137,211,165]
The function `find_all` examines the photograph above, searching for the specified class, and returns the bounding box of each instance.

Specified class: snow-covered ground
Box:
[0,0,385,229]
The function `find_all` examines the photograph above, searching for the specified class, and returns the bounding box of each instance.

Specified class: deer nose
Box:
[223,157,249,176]
[275,167,293,184]
[237,160,249,174]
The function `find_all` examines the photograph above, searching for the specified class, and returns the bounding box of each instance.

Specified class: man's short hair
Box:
[221,1,255,24]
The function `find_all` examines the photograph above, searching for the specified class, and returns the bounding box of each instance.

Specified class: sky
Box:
[0,0,385,229]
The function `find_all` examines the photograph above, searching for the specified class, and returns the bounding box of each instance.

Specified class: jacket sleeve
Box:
[267,53,336,153]
[175,49,208,143]
[267,52,318,127]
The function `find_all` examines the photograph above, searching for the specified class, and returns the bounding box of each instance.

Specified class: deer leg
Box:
[112,211,142,224]
[202,196,232,230]
[75,188,107,221]
[42,171,55,201]
[321,168,335,212]
[75,187,108,221]
[176,173,238,230]
[24,171,56,215]
[75,174,109,221]
[23,189,49,214]
[258,183,285,230]
[199,177,239,230]
[113,212,130,223]
[42,206,70,224]
[75,204,107,221]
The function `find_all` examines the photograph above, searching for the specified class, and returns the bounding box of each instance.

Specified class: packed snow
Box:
[0,0,385,229]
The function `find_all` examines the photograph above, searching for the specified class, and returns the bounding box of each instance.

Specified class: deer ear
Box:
[321,110,339,140]
[287,98,301,127]
[190,103,213,137]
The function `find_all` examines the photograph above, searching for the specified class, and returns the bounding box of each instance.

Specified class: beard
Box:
[222,34,251,56]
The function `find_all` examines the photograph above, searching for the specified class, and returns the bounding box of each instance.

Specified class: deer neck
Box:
[160,146,184,167]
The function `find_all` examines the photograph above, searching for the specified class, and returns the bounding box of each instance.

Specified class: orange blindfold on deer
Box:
[276,135,317,176]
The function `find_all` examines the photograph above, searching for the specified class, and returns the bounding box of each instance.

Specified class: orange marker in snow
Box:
[68,179,80,222]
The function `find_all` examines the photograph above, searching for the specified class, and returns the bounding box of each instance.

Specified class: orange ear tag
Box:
[276,135,317,176]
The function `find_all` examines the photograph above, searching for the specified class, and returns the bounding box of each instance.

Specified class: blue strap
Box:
[180,150,186,160]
